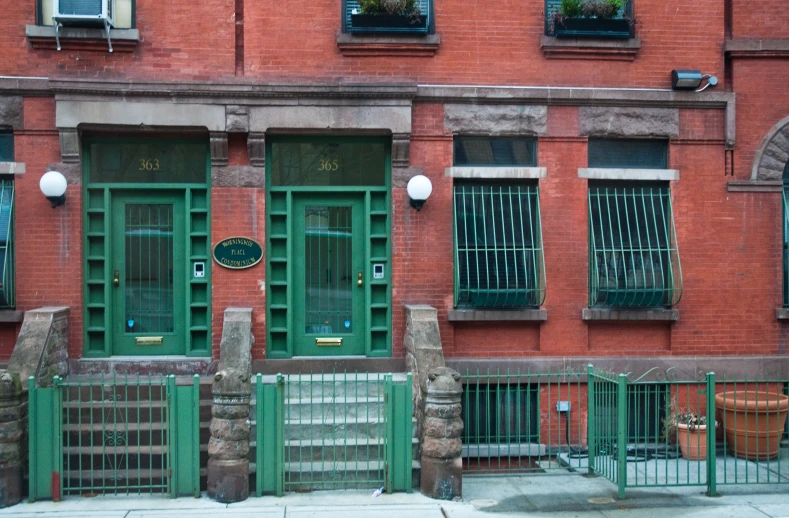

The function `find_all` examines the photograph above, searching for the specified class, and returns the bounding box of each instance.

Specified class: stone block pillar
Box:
[207,308,253,503]
[420,367,463,500]
[8,307,69,387]
[403,305,445,441]
[0,372,23,507]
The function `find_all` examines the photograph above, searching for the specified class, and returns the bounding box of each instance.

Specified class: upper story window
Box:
[545,0,634,39]
[342,0,433,34]
[0,133,12,162]
[38,0,134,28]
[588,138,668,169]
[783,162,789,307]
[452,136,545,310]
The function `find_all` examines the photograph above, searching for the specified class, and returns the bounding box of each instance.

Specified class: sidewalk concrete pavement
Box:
[3,473,789,517]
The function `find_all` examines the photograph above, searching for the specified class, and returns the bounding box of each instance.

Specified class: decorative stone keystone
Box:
[420,366,463,500]
[207,308,253,503]
[0,372,23,507]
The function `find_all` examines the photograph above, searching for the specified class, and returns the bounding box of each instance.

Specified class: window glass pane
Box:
[588,183,678,307]
[454,183,543,308]
[0,134,13,162]
[88,139,207,184]
[271,139,386,187]
[588,139,668,169]
[454,137,536,167]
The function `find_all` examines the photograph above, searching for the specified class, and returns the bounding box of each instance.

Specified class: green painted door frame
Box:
[292,194,366,356]
[110,191,186,355]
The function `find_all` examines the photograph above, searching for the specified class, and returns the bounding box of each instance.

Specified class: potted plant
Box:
[665,410,715,461]
[549,0,633,38]
[350,0,427,32]
[715,391,789,460]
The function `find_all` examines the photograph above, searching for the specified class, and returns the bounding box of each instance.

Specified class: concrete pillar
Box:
[8,307,69,387]
[207,308,253,503]
[0,372,23,507]
[420,366,463,500]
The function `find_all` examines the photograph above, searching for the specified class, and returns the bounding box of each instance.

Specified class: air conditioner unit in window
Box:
[52,0,117,52]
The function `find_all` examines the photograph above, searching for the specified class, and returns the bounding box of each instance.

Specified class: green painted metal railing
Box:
[0,179,14,309]
[454,184,546,309]
[461,368,586,473]
[253,372,412,496]
[28,374,200,501]
[588,185,682,308]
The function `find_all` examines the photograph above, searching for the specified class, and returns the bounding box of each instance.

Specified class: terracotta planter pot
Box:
[676,423,707,460]
[714,391,789,460]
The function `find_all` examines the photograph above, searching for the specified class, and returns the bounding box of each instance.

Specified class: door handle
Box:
[357,271,363,287]
[113,270,120,287]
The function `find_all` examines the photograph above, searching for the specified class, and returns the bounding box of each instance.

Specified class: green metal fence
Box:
[588,184,682,308]
[28,374,200,501]
[253,372,412,496]
[461,367,586,473]
[587,367,789,497]
[454,183,546,309]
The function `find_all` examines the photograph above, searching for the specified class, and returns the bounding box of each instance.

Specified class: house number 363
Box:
[318,159,339,171]
[139,159,160,171]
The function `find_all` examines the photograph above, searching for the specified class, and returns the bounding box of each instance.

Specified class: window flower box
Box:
[350,14,427,31]
[553,17,631,38]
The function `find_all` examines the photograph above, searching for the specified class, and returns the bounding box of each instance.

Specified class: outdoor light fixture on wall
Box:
[407,174,432,211]
[40,171,67,208]
[671,70,719,92]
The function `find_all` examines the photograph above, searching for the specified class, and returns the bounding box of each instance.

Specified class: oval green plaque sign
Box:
[213,237,263,269]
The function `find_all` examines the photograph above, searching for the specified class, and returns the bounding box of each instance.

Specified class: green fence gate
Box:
[29,374,201,501]
[254,372,413,496]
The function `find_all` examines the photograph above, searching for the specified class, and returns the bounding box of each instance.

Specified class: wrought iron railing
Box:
[783,187,789,306]
[454,184,546,309]
[589,185,682,308]
[461,368,586,473]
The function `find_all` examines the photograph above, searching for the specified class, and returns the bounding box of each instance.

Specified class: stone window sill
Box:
[776,308,789,320]
[448,309,547,322]
[540,35,640,61]
[727,180,782,193]
[0,162,25,176]
[445,167,546,180]
[336,32,440,57]
[579,168,679,181]
[0,311,24,323]
[26,25,140,52]
[582,307,679,321]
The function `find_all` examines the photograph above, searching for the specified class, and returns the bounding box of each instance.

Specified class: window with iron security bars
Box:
[462,383,539,445]
[342,0,432,34]
[588,138,669,170]
[588,183,682,308]
[0,180,14,309]
[545,0,634,38]
[454,183,546,309]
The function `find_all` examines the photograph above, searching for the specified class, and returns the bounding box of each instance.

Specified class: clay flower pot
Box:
[677,423,707,460]
[714,391,789,460]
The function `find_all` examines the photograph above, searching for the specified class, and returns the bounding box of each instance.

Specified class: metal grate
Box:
[588,139,668,169]
[124,204,174,333]
[58,374,170,496]
[0,180,14,308]
[588,183,682,307]
[454,183,545,309]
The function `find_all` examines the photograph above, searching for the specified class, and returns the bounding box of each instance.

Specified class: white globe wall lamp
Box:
[406,174,432,211]
[40,171,68,208]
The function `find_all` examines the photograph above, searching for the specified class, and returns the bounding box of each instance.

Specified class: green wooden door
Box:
[111,192,186,355]
[293,194,366,356]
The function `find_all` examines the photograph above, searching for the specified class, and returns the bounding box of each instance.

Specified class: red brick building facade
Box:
[0,0,787,378]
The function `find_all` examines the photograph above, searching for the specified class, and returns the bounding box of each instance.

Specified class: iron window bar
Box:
[784,187,789,307]
[342,0,432,34]
[588,184,682,308]
[0,180,14,309]
[454,183,546,309]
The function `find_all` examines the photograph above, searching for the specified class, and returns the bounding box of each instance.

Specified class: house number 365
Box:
[139,159,160,171]
[318,159,339,171]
